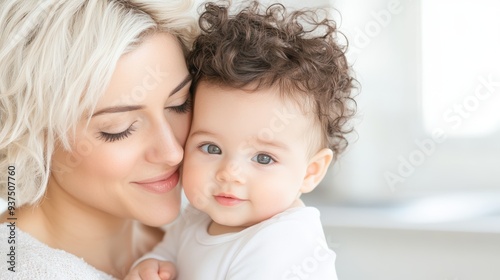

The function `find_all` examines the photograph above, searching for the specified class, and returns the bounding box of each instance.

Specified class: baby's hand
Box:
[124,258,177,280]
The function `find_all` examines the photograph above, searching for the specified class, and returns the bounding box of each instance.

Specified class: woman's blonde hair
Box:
[0,0,198,207]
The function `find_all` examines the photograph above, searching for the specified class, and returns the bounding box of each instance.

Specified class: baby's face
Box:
[182,81,317,228]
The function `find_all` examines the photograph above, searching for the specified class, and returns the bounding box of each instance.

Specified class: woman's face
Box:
[50,33,191,226]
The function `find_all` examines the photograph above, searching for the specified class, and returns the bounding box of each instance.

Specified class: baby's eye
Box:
[200,143,222,154]
[251,154,275,165]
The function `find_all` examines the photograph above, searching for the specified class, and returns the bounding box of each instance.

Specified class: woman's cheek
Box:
[169,113,192,147]
[78,142,137,179]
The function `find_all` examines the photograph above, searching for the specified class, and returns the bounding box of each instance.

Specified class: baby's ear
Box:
[300,148,334,194]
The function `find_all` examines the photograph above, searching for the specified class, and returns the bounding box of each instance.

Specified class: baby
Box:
[126,1,356,279]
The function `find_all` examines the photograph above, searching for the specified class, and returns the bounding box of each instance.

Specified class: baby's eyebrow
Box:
[253,138,289,150]
[189,130,217,138]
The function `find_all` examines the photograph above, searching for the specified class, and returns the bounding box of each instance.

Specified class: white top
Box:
[143,205,338,280]
[0,222,116,280]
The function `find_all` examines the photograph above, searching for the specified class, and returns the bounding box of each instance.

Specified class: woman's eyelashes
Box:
[167,96,192,114]
[96,96,191,143]
[199,143,276,165]
[98,123,137,143]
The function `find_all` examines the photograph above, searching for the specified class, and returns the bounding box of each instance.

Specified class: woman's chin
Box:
[139,204,181,227]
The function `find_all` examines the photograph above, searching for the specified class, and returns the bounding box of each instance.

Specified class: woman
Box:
[0,0,197,279]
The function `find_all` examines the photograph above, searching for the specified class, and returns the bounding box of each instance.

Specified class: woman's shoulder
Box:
[0,223,116,280]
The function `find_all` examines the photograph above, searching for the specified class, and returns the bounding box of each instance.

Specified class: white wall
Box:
[316,0,500,202]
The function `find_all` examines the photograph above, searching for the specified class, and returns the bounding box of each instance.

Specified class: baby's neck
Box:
[208,220,248,235]
[207,199,306,235]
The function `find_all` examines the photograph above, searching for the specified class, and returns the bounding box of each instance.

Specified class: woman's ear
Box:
[300,148,334,194]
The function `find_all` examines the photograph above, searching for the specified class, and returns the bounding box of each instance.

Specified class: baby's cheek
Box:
[182,163,214,209]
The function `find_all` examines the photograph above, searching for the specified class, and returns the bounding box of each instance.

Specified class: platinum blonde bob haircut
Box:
[0,0,198,207]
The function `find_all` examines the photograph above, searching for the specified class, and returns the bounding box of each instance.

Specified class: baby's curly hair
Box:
[188,1,357,159]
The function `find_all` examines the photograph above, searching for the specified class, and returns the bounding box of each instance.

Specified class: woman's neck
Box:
[15,186,145,278]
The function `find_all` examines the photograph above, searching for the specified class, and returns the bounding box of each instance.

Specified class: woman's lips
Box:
[214,193,246,206]
[132,170,179,194]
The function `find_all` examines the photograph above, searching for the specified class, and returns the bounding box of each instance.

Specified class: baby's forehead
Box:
[196,80,315,109]
[192,81,323,156]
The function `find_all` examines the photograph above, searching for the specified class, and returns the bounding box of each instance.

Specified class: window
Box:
[422,0,500,137]
[303,0,500,228]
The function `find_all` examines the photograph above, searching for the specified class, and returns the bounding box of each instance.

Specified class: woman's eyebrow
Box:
[169,74,192,97]
[91,74,192,117]
[92,105,143,117]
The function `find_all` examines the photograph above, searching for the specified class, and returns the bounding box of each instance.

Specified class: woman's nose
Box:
[146,122,184,166]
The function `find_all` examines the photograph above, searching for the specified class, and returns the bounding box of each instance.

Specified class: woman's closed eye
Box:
[166,96,192,114]
[200,143,221,154]
[98,123,137,142]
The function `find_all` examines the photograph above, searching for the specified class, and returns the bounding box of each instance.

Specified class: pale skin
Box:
[126,81,333,279]
[0,33,192,279]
